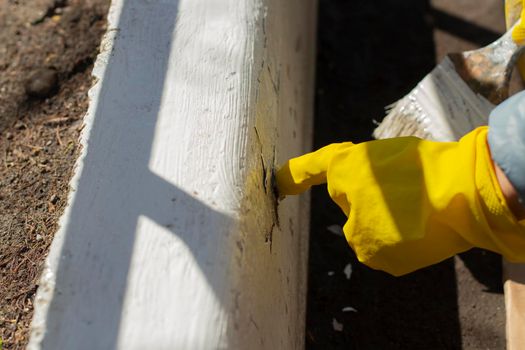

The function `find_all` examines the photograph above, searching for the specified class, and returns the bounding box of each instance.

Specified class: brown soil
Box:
[308,0,507,349]
[0,0,109,348]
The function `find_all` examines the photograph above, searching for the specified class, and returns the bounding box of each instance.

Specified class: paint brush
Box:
[373,24,525,141]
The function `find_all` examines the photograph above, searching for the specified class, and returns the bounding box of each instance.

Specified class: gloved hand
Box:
[488,90,525,206]
[510,0,525,44]
[276,127,525,276]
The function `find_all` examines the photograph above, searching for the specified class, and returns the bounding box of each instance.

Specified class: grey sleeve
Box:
[488,90,525,204]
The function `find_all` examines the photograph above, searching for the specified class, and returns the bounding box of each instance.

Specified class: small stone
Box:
[14,121,26,130]
[342,306,358,313]
[63,6,82,23]
[36,234,43,241]
[25,68,58,98]
[343,263,352,280]
[6,132,13,140]
[326,224,343,236]
[50,194,59,204]
[332,318,343,332]
[327,271,335,276]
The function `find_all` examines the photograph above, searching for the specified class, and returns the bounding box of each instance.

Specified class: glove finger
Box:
[275,143,349,196]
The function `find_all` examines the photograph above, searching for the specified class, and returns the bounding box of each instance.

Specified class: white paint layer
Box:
[28,0,316,348]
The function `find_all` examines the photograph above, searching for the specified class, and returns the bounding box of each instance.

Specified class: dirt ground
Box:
[0,0,514,349]
[0,0,109,348]
[307,0,508,349]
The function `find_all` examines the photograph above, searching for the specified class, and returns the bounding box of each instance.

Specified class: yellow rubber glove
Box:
[508,0,525,44]
[276,127,525,276]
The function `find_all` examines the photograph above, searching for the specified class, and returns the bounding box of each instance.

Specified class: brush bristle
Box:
[373,57,494,141]
[373,98,434,140]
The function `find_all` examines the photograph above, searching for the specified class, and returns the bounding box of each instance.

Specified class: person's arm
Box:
[275,124,525,275]
[277,130,525,221]
[494,162,525,221]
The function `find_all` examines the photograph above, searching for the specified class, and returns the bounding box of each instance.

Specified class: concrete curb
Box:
[28,0,316,348]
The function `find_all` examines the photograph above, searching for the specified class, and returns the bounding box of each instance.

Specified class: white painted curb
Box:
[28,0,316,349]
